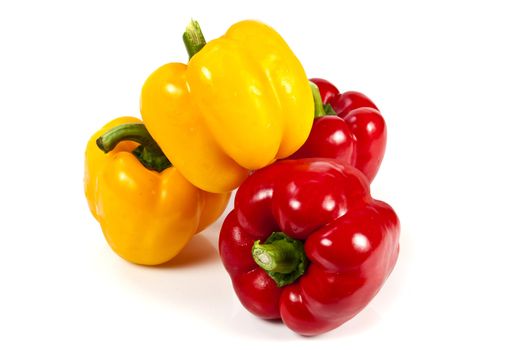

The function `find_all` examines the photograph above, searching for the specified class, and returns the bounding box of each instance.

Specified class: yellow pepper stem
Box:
[183,19,207,59]
[96,123,172,172]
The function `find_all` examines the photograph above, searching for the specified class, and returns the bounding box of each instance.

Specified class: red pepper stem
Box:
[310,82,326,118]
[253,241,298,273]
[252,232,308,287]
[183,19,207,59]
[96,123,171,172]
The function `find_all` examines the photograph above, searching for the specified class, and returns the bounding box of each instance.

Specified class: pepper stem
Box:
[252,232,309,287]
[310,81,337,117]
[183,19,207,59]
[310,81,326,118]
[96,123,171,172]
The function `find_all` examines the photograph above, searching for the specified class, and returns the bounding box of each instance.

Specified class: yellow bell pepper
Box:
[84,117,230,265]
[141,20,314,193]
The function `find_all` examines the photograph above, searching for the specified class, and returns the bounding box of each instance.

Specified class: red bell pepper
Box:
[288,78,386,182]
[219,158,400,336]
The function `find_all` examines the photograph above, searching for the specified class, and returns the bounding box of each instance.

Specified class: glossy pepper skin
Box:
[289,78,386,182]
[84,117,229,265]
[219,159,400,335]
[141,20,314,194]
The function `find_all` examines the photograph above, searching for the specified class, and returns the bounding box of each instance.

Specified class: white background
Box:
[1,0,524,348]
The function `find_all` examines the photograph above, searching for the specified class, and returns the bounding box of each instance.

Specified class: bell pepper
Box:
[141,20,314,194]
[288,79,386,182]
[219,158,400,335]
[84,117,230,265]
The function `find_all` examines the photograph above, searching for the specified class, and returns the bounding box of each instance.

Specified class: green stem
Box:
[252,232,309,287]
[183,19,207,59]
[96,123,171,172]
[96,123,150,152]
[310,81,337,117]
[310,81,326,118]
[323,103,337,115]
[253,241,298,274]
